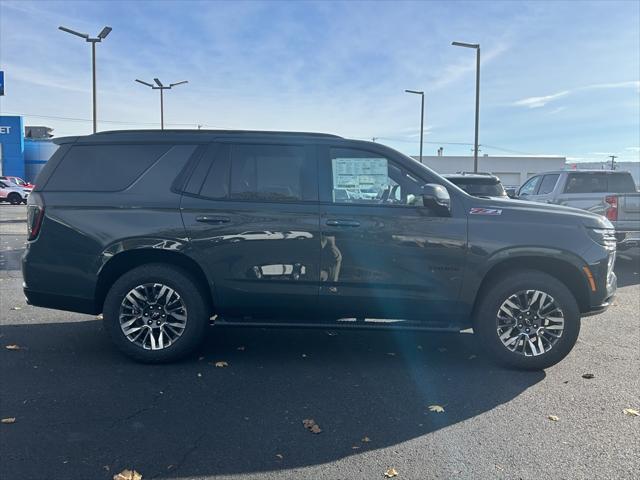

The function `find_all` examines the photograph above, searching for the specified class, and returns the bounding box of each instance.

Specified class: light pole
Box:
[135,78,188,129]
[405,89,424,163]
[452,41,480,173]
[59,25,112,133]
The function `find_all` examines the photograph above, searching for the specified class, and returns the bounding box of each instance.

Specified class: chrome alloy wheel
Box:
[119,283,188,350]
[496,289,565,357]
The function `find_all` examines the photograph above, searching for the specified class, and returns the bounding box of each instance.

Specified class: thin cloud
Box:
[512,80,640,109]
[513,91,570,108]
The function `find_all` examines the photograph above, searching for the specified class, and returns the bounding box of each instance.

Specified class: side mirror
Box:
[505,187,517,199]
[421,183,451,216]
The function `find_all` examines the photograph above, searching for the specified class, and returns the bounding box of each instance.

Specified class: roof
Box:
[53,129,343,145]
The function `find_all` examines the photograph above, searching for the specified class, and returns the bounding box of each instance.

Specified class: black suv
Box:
[23,130,617,369]
[443,172,508,198]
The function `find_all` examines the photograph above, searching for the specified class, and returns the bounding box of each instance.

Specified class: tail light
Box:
[27,193,45,241]
[604,195,618,221]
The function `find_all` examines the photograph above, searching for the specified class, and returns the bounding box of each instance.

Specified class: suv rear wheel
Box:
[474,270,580,370]
[103,264,209,363]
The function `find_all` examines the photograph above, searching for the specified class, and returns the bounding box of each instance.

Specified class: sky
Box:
[0,0,639,163]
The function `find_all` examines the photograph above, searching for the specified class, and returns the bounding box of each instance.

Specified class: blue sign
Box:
[0,71,4,96]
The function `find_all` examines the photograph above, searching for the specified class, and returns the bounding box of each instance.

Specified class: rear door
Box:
[317,145,467,325]
[180,141,321,320]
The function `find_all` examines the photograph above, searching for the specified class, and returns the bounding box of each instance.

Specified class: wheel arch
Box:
[472,254,591,317]
[95,249,214,315]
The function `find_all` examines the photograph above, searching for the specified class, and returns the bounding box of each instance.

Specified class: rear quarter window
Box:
[43,144,171,192]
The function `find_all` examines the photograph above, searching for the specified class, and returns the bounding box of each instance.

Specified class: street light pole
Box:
[405,89,425,163]
[452,41,480,173]
[59,25,112,133]
[135,78,188,130]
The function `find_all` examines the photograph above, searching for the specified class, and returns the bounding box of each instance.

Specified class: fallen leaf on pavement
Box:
[1,417,16,424]
[113,469,142,480]
[302,418,322,434]
[548,415,559,421]
[384,467,398,478]
[5,345,21,351]
[361,436,371,442]
[213,361,228,368]
[428,405,445,413]
[10,306,21,311]
[275,453,283,459]
[582,373,595,379]
[623,408,639,417]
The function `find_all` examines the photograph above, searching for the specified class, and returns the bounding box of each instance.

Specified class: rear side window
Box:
[45,144,171,191]
[608,173,636,193]
[538,174,560,195]
[229,144,316,201]
[564,173,607,194]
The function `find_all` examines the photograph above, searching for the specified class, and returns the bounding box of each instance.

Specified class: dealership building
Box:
[0,115,57,182]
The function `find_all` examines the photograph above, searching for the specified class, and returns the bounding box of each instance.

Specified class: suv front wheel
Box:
[474,270,581,370]
[103,264,209,363]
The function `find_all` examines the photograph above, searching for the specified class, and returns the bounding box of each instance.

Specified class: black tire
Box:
[103,263,209,363]
[473,270,580,370]
[8,193,22,205]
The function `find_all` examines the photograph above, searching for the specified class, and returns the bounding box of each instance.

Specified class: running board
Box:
[211,318,462,333]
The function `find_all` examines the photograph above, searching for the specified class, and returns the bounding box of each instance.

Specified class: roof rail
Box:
[91,129,342,138]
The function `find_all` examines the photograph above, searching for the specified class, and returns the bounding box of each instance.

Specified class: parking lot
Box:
[1,204,638,480]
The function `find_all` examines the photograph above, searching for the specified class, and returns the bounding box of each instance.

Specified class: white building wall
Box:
[412,155,566,187]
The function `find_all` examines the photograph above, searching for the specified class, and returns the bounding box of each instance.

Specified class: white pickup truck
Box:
[516,170,640,256]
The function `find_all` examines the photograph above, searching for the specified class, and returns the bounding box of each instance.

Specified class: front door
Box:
[317,146,467,326]
[180,142,320,320]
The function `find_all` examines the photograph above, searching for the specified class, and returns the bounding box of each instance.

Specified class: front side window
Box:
[519,176,541,196]
[329,148,421,205]
[230,144,316,202]
[538,174,560,195]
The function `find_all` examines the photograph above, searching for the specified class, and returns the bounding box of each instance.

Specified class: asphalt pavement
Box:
[1,204,638,480]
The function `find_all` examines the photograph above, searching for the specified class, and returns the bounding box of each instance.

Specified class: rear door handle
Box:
[326,219,361,227]
[196,215,231,224]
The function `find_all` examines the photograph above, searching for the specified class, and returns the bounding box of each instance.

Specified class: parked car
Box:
[0,180,29,204]
[23,130,617,369]
[516,170,639,256]
[443,172,508,199]
[0,176,34,190]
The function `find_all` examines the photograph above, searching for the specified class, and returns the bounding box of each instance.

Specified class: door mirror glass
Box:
[421,183,451,216]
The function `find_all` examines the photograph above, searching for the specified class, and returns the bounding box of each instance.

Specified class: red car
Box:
[0,176,34,189]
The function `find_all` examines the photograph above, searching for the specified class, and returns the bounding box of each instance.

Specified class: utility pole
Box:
[609,155,618,170]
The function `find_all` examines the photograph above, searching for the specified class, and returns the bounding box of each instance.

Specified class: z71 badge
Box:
[470,207,502,215]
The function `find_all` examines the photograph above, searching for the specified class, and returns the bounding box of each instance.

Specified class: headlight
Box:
[586,227,617,248]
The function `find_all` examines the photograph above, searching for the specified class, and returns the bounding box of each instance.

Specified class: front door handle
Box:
[196,215,231,224]
[326,219,361,227]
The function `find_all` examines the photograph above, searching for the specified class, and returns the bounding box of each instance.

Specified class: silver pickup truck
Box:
[516,169,640,256]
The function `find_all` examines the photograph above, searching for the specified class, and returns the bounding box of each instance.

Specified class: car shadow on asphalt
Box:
[0,320,544,479]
